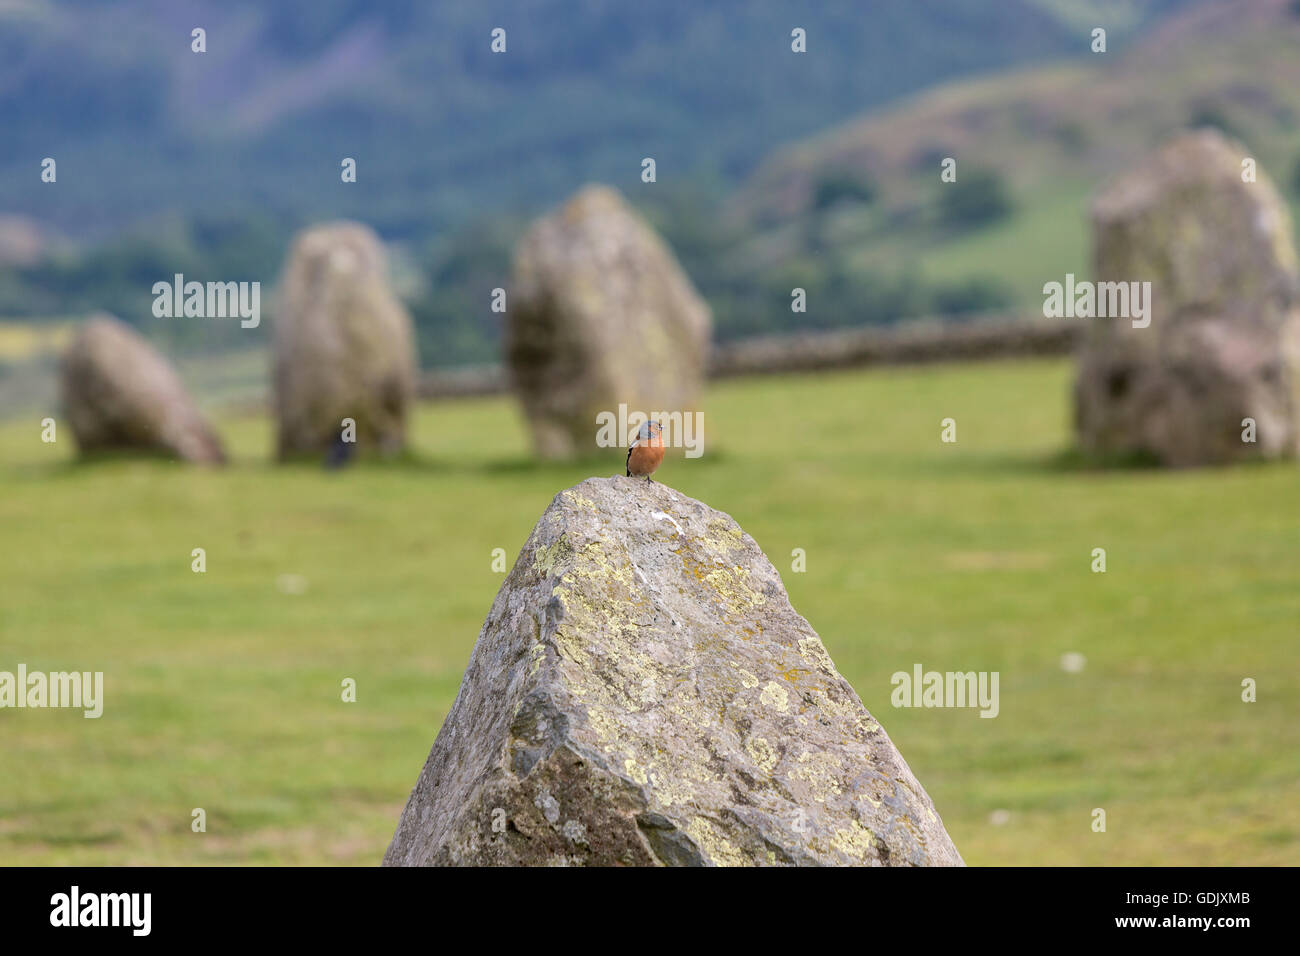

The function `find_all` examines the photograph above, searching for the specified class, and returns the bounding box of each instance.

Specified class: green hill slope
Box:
[731,0,1300,314]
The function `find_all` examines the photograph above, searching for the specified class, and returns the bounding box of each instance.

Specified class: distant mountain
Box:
[723,0,1300,319]
[1,0,1196,241]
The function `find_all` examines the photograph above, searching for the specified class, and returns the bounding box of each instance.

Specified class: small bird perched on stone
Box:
[626,420,665,482]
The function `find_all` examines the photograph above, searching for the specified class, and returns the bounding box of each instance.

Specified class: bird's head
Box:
[637,420,664,443]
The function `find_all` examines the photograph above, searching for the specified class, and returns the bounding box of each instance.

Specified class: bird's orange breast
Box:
[627,443,665,476]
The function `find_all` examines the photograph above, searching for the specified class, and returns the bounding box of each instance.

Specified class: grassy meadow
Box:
[1,357,1297,865]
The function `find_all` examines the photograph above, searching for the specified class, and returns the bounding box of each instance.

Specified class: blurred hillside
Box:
[8,0,1286,374]
[1,0,1192,236]
[728,0,1300,320]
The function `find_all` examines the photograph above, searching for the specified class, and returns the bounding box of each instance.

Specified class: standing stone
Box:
[384,477,963,867]
[60,313,225,464]
[273,222,417,459]
[1075,129,1300,465]
[507,185,711,459]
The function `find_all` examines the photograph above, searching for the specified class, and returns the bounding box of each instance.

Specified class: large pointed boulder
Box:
[273,222,417,459]
[1075,129,1300,465]
[384,476,963,867]
[60,313,225,464]
[506,185,712,459]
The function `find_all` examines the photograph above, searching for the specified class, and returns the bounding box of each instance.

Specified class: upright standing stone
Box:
[1075,129,1300,465]
[273,222,417,459]
[384,477,963,867]
[61,313,225,464]
[507,185,712,459]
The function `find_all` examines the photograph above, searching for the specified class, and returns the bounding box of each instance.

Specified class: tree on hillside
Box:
[812,171,877,212]
[938,168,1014,230]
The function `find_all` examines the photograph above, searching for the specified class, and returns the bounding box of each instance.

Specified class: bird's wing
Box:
[626,443,633,476]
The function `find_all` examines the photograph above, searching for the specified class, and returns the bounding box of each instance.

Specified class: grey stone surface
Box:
[506,185,711,459]
[1075,129,1300,465]
[384,476,963,867]
[273,222,417,459]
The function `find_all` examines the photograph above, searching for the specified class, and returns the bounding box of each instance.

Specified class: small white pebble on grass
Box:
[1060,652,1087,673]
[276,573,308,595]
[990,809,1011,826]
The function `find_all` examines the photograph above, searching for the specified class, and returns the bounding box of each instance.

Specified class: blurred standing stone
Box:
[60,313,225,464]
[507,185,711,459]
[273,222,417,460]
[1075,129,1300,465]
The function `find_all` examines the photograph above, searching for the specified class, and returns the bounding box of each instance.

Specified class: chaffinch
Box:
[626,420,665,482]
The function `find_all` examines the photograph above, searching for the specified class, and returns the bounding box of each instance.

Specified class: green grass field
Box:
[1,358,1297,865]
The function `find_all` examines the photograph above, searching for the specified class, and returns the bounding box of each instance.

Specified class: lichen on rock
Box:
[383,476,963,866]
